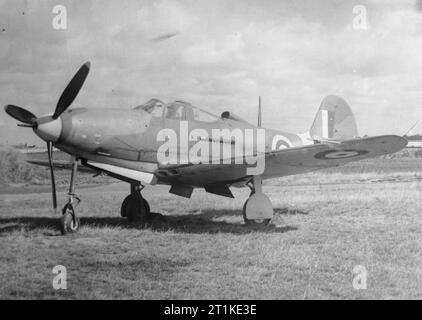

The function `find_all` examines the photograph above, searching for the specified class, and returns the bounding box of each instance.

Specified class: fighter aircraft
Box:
[4,62,407,234]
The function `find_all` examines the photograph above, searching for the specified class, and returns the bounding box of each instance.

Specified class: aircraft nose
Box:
[34,116,62,143]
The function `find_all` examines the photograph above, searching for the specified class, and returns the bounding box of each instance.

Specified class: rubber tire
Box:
[120,195,131,217]
[242,199,271,227]
[60,212,80,235]
[122,194,151,222]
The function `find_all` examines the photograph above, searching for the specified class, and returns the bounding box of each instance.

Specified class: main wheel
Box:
[60,212,80,235]
[121,194,151,222]
[242,199,271,227]
[120,195,131,217]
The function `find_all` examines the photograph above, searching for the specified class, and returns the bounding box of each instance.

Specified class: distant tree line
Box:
[405,134,422,141]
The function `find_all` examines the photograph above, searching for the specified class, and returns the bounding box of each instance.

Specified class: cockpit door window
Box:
[165,104,185,120]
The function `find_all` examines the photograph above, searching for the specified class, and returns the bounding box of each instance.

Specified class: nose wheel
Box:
[60,202,81,234]
[121,183,151,223]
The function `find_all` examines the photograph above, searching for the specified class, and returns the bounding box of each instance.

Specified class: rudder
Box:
[310,95,358,140]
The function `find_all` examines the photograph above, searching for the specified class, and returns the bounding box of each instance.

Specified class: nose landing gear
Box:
[60,159,81,235]
[121,183,151,223]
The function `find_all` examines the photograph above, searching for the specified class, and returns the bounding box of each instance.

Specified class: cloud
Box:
[2,0,422,144]
[182,33,245,66]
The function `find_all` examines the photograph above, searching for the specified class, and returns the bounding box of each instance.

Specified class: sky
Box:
[1,0,422,144]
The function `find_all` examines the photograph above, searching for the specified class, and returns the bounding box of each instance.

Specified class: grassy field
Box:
[0,157,422,299]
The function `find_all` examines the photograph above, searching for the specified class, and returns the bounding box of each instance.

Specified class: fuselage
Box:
[32,105,312,187]
[51,107,309,166]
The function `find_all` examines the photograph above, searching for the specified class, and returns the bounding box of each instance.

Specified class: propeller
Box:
[47,141,57,210]
[5,104,37,126]
[4,61,91,212]
[53,62,90,119]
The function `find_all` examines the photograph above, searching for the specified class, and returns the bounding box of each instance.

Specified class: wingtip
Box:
[388,135,408,152]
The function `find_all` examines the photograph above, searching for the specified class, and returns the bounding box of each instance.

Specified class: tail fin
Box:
[309,95,358,140]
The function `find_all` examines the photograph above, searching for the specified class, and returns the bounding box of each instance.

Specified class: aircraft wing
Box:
[24,150,97,173]
[26,158,97,173]
[261,135,407,179]
[157,135,407,186]
[21,135,407,187]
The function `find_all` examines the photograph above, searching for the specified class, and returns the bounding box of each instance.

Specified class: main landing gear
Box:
[242,176,273,227]
[60,159,81,235]
[121,183,151,223]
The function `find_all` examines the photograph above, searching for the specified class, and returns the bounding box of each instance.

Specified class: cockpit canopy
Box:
[133,98,164,117]
[134,99,219,123]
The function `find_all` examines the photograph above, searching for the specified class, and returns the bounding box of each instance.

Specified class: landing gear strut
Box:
[60,159,81,235]
[121,183,151,223]
[242,176,273,227]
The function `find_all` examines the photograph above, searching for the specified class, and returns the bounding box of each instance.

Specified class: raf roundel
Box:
[314,149,369,160]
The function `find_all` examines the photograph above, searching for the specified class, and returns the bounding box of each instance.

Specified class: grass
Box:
[0,147,49,186]
[0,156,422,299]
[0,147,111,191]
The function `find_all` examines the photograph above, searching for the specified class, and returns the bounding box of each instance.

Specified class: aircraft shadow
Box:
[274,208,309,215]
[188,207,309,218]
[0,208,303,235]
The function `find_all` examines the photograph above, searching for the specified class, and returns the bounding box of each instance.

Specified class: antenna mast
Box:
[258,96,262,127]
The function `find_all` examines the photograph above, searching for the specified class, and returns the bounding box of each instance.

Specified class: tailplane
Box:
[310,95,358,140]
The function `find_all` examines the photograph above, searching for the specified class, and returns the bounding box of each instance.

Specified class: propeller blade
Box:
[53,61,91,119]
[4,104,37,125]
[47,141,58,211]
